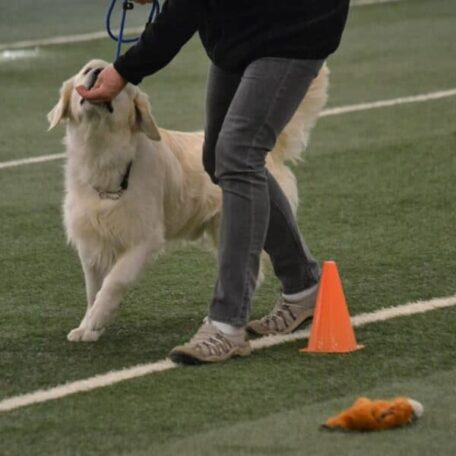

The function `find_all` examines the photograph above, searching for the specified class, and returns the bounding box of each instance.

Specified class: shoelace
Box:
[198,335,232,356]
[261,302,297,332]
[190,326,233,356]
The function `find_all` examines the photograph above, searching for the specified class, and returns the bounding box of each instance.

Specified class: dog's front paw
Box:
[67,326,104,342]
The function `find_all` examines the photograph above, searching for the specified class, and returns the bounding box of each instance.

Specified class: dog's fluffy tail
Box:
[271,63,329,164]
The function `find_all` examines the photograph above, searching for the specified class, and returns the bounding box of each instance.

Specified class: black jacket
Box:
[114,0,350,85]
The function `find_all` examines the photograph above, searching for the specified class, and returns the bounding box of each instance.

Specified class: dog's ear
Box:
[47,78,74,130]
[134,92,161,141]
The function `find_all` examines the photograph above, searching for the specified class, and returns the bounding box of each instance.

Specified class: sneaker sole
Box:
[169,346,252,365]
[168,351,208,365]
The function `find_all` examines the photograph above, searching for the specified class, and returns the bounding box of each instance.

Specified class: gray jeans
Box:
[203,58,323,327]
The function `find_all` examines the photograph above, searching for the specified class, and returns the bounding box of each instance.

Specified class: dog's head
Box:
[47,59,161,140]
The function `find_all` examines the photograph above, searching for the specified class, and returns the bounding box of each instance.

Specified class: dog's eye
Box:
[83,67,92,75]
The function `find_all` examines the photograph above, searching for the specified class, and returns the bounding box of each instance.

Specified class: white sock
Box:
[210,319,244,336]
[283,284,318,303]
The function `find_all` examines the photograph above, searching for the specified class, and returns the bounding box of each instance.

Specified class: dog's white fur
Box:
[48,59,329,342]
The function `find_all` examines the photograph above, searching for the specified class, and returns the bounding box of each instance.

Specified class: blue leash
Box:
[106,0,160,60]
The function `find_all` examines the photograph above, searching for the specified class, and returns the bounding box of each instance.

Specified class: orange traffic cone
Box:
[301,261,363,353]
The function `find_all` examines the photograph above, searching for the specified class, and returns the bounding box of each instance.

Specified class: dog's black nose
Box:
[87,68,104,91]
[81,67,114,113]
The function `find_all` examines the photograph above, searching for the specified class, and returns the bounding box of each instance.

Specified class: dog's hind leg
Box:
[67,241,162,342]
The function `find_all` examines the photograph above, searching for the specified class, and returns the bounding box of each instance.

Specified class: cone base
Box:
[300,344,364,354]
[298,261,364,354]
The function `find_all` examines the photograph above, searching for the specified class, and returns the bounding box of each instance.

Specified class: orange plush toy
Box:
[322,397,424,431]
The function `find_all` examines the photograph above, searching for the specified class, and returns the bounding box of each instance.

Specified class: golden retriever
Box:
[48,59,328,342]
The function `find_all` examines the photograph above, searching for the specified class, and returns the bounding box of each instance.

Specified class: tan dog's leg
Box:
[66,248,104,341]
[67,242,161,342]
[80,248,104,310]
[67,248,104,341]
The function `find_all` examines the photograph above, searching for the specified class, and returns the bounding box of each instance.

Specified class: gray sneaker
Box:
[169,321,252,365]
[247,284,318,336]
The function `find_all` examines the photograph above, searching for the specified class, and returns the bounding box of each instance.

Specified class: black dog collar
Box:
[95,161,133,200]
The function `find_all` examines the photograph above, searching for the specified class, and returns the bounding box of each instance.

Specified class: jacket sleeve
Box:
[114,0,202,85]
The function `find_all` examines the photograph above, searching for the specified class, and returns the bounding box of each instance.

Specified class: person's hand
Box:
[76,65,126,102]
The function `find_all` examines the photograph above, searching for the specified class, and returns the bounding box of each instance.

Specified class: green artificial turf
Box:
[1,310,455,455]
[1,94,454,398]
[154,367,456,456]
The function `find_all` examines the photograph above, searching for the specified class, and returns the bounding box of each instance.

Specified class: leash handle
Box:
[106,0,160,59]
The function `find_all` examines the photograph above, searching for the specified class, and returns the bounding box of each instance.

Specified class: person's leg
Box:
[246,169,321,336]
[202,63,242,184]
[264,169,320,294]
[204,62,319,298]
[201,64,246,336]
[209,58,324,328]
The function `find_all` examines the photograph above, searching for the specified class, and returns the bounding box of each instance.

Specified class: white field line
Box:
[0,0,402,52]
[0,153,65,170]
[0,48,41,62]
[0,28,144,52]
[0,87,455,172]
[0,293,455,413]
[352,0,402,6]
[319,89,456,117]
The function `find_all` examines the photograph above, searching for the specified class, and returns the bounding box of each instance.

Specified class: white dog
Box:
[48,59,329,342]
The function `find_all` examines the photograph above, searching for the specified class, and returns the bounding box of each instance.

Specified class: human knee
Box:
[214,135,233,182]
[214,133,267,184]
